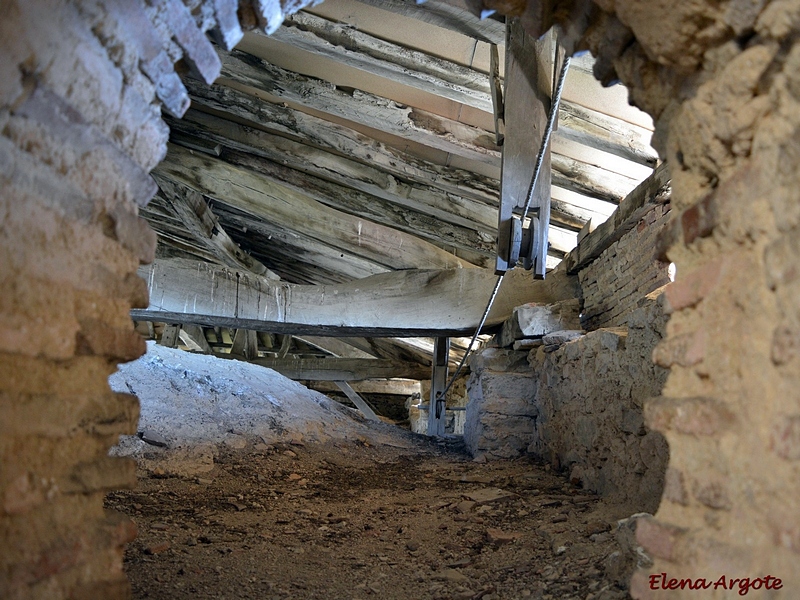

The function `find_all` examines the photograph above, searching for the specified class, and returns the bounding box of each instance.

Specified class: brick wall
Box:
[0,1,316,597]
[580,202,672,331]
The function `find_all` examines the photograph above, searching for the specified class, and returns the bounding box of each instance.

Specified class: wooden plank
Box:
[295,336,377,359]
[334,381,380,420]
[426,337,450,436]
[350,0,506,44]
[489,43,505,145]
[308,380,421,396]
[179,324,213,353]
[152,176,279,278]
[133,258,579,337]
[207,202,390,283]
[248,358,430,381]
[184,79,501,206]
[339,337,433,366]
[269,12,494,112]
[231,329,259,359]
[551,153,641,204]
[155,143,476,271]
[564,162,671,274]
[217,49,501,166]
[169,109,498,232]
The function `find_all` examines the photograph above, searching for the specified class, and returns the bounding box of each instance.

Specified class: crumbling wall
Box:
[529,294,669,514]
[573,1,800,596]
[580,203,672,330]
[0,1,317,598]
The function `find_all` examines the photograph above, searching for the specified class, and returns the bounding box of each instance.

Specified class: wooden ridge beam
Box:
[132,258,579,337]
[155,143,476,271]
[350,0,505,44]
[183,79,501,206]
[269,12,495,113]
[217,49,501,166]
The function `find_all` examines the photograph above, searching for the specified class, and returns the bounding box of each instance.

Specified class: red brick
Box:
[652,329,706,368]
[663,256,725,313]
[645,396,736,436]
[635,516,685,561]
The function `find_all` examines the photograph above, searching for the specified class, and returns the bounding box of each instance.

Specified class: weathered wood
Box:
[179,324,213,353]
[160,324,180,348]
[207,202,390,283]
[156,144,475,271]
[270,12,494,113]
[497,22,553,277]
[564,162,671,274]
[489,43,505,146]
[184,79,501,206]
[334,381,380,420]
[217,49,501,166]
[339,337,433,366]
[133,258,579,337]
[551,153,641,205]
[152,175,279,278]
[249,358,430,381]
[427,337,450,436]
[352,0,506,44]
[231,329,259,359]
[295,337,377,359]
[308,380,421,396]
[170,110,498,231]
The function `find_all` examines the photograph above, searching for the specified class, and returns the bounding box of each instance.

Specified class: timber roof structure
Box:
[138,0,659,369]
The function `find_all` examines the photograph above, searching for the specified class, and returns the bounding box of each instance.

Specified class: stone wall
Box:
[580,202,672,331]
[466,294,669,514]
[0,1,316,598]
[528,294,669,515]
[506,0,800,596]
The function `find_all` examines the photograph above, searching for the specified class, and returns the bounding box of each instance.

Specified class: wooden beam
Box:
[184,79,501,206]
[350,0,506,44]
[551,153,641,205]
[308,380,421,396]
[270,13,494,113]
[497,22,553,277]
[334,381,380,420]
[295,336,377,359]
[564,162,670,274]
[231,329,259,359]
[152,175,279,278]
[427,337,450,436]
[179,324,212,353]
[489,43,505,146]
[155,143,476,271]
[339,337,433,366]
[217,49,501,166]
[132,258,578,337]
[207,202,390,283]
[170,109,498,231]
[249,358,430,381]
[160,324,180,348]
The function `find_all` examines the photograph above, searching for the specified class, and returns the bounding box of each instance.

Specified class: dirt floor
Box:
[107,344,637,600]
[107,436,635,600]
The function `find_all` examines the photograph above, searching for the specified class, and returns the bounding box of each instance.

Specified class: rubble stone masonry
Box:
[0,1,315,597]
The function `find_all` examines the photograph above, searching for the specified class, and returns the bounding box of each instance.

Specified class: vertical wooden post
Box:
[427,336,450,437]
[160,324,180,348]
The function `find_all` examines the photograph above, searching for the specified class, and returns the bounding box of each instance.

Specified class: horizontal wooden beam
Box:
[132,258,578,337]
[270,12,495,113]
[217,49,501,166]
[184,79,501,206]
[307,379,421,396]
[351,0,506,44]
[156,143,476,271]
[247,358,430,381]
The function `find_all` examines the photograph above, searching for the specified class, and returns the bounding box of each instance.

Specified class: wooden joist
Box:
[155,143,476,271]
[270,12,495,113]
[307,380,421,396]
[184,79,501,206]
[250,358,431,381]
[333,381,380,419]
[217,49,501,166]
[152,176,278,278]
[350,0,506,44]
[132,258,579,337]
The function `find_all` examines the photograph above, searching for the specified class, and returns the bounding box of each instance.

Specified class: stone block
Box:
[498,299,581,347]
[634,516,685,561]
[468,348,529,374]
[645,396,736,436]
[542,330,584,345]
[63,456,137,494]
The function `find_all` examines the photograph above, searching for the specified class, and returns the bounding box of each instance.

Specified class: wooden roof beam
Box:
[132,258,579,337]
